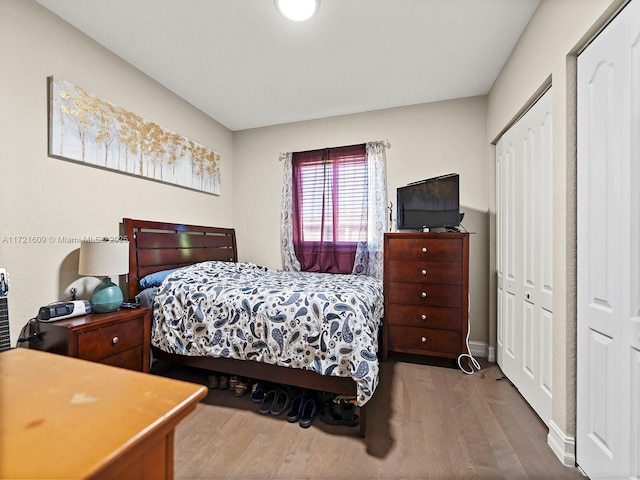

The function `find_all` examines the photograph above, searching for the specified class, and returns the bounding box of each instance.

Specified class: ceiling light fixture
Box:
[275,0,319,22]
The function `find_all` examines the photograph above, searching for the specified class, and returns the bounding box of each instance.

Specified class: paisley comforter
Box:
[151,261,384,406]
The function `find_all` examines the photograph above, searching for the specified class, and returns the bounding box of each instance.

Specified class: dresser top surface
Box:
[385,231,469,238]
[0,348,206,479]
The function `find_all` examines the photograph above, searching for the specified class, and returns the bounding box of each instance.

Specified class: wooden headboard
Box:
[122,218,238,301]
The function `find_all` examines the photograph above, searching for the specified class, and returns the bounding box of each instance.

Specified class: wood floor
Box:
[151,355,585,479]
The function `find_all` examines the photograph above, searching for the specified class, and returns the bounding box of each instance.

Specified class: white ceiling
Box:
[36,0,540,132]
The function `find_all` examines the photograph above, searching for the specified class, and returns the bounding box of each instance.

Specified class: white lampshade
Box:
[78,240,129,277]
[79,240,130,313]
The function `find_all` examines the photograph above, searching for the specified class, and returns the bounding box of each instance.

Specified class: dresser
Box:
[0,348,207,480]
[382,232,469,364]
[30,307,151,372]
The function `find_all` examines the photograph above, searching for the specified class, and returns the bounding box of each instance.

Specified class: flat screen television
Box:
[397,173,460,230]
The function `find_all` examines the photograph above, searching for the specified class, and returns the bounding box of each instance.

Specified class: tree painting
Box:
[48,77,221,195]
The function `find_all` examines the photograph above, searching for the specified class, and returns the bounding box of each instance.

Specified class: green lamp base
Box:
[90,277,124,313]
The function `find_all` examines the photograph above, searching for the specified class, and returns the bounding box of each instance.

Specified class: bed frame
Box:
[122,218,367,436]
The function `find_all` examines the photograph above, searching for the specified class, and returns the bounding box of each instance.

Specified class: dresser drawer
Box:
[99,345,144,371]
[386,237,462,262]
[77,317,144,362]
[386,260,462,284]
[386,304,462,331]
[387,325,461,355]
[387,282,462,308]
[31,308,151,372]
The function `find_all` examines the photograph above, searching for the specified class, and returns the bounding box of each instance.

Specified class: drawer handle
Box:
[112,336,119,345]
[421,247,428,253]
[421,336,427,343]
[421,292,427,298]
[421,269,427,276]
[421,314,427,321]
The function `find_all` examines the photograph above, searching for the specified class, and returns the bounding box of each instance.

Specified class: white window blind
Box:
[296,151,367,243]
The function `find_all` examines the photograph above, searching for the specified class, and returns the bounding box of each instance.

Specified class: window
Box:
[291,144,367,273]
[281,140,387,279]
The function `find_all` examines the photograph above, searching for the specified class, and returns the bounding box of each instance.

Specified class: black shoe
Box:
[299,398,317,428]
[286,394,304,423]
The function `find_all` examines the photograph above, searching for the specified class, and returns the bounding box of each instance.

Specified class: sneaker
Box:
[229,375,239,389]
[219,374,229,390]
[250,381,270,403]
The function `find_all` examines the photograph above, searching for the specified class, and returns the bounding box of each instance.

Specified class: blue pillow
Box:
[139,268,181,289]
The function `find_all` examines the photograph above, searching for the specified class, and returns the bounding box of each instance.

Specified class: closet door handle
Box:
[421,336,427,343]
[421,247,428,253]
[421,314,427,321]
[421,269,427,276]
[421,292,427,298]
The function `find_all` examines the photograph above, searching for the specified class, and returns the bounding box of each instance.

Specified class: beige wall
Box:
[486,0,624,444]
[0,0,234,343]
[234,97,490,347]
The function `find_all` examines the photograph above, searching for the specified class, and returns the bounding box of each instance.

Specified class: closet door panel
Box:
[539,112,554,313]
[578,48,626,478]
[577,1,639,477]
[586,329,615,456]
[631,349,640,478]
[522,299,536,380]
[540,308,553,398]
[631,28,640,480]
[523,128,537,296]
[496,143,505,366]
[504,284,517,365]
[496,87,553,425]
[583,60,620,328]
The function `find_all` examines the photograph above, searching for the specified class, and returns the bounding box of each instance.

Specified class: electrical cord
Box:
[457,294,482,375]
[15,294,80,348]
[15,318,41,347]
[457,323,482,374]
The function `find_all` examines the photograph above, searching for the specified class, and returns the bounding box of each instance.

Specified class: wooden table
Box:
[0,348,207,479]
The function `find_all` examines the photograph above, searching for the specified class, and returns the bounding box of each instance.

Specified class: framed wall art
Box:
[48,76,221,195]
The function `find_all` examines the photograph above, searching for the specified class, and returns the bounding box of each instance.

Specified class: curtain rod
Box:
[279,139,390,161]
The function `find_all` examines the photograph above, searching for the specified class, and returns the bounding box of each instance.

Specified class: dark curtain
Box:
[291,144,367,274]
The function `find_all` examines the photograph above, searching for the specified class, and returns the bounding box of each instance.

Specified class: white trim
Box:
[547,420,577,467]
[486,345,495,363]
[465,341,494,362]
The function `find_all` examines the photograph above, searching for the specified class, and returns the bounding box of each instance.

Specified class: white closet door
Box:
[577,1,640,478]
[496,87,553,425]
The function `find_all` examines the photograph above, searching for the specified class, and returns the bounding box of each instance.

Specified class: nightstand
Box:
[30,307,151,372]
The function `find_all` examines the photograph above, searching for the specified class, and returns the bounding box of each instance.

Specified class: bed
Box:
[122,218,384,436]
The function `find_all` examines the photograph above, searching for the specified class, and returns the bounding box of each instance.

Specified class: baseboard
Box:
[468,341,495,362]
[547,420,576,467]
[468,341,485,358]
[486,345,495,362]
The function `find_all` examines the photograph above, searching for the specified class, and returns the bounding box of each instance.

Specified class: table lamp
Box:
[78,239,129,313]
